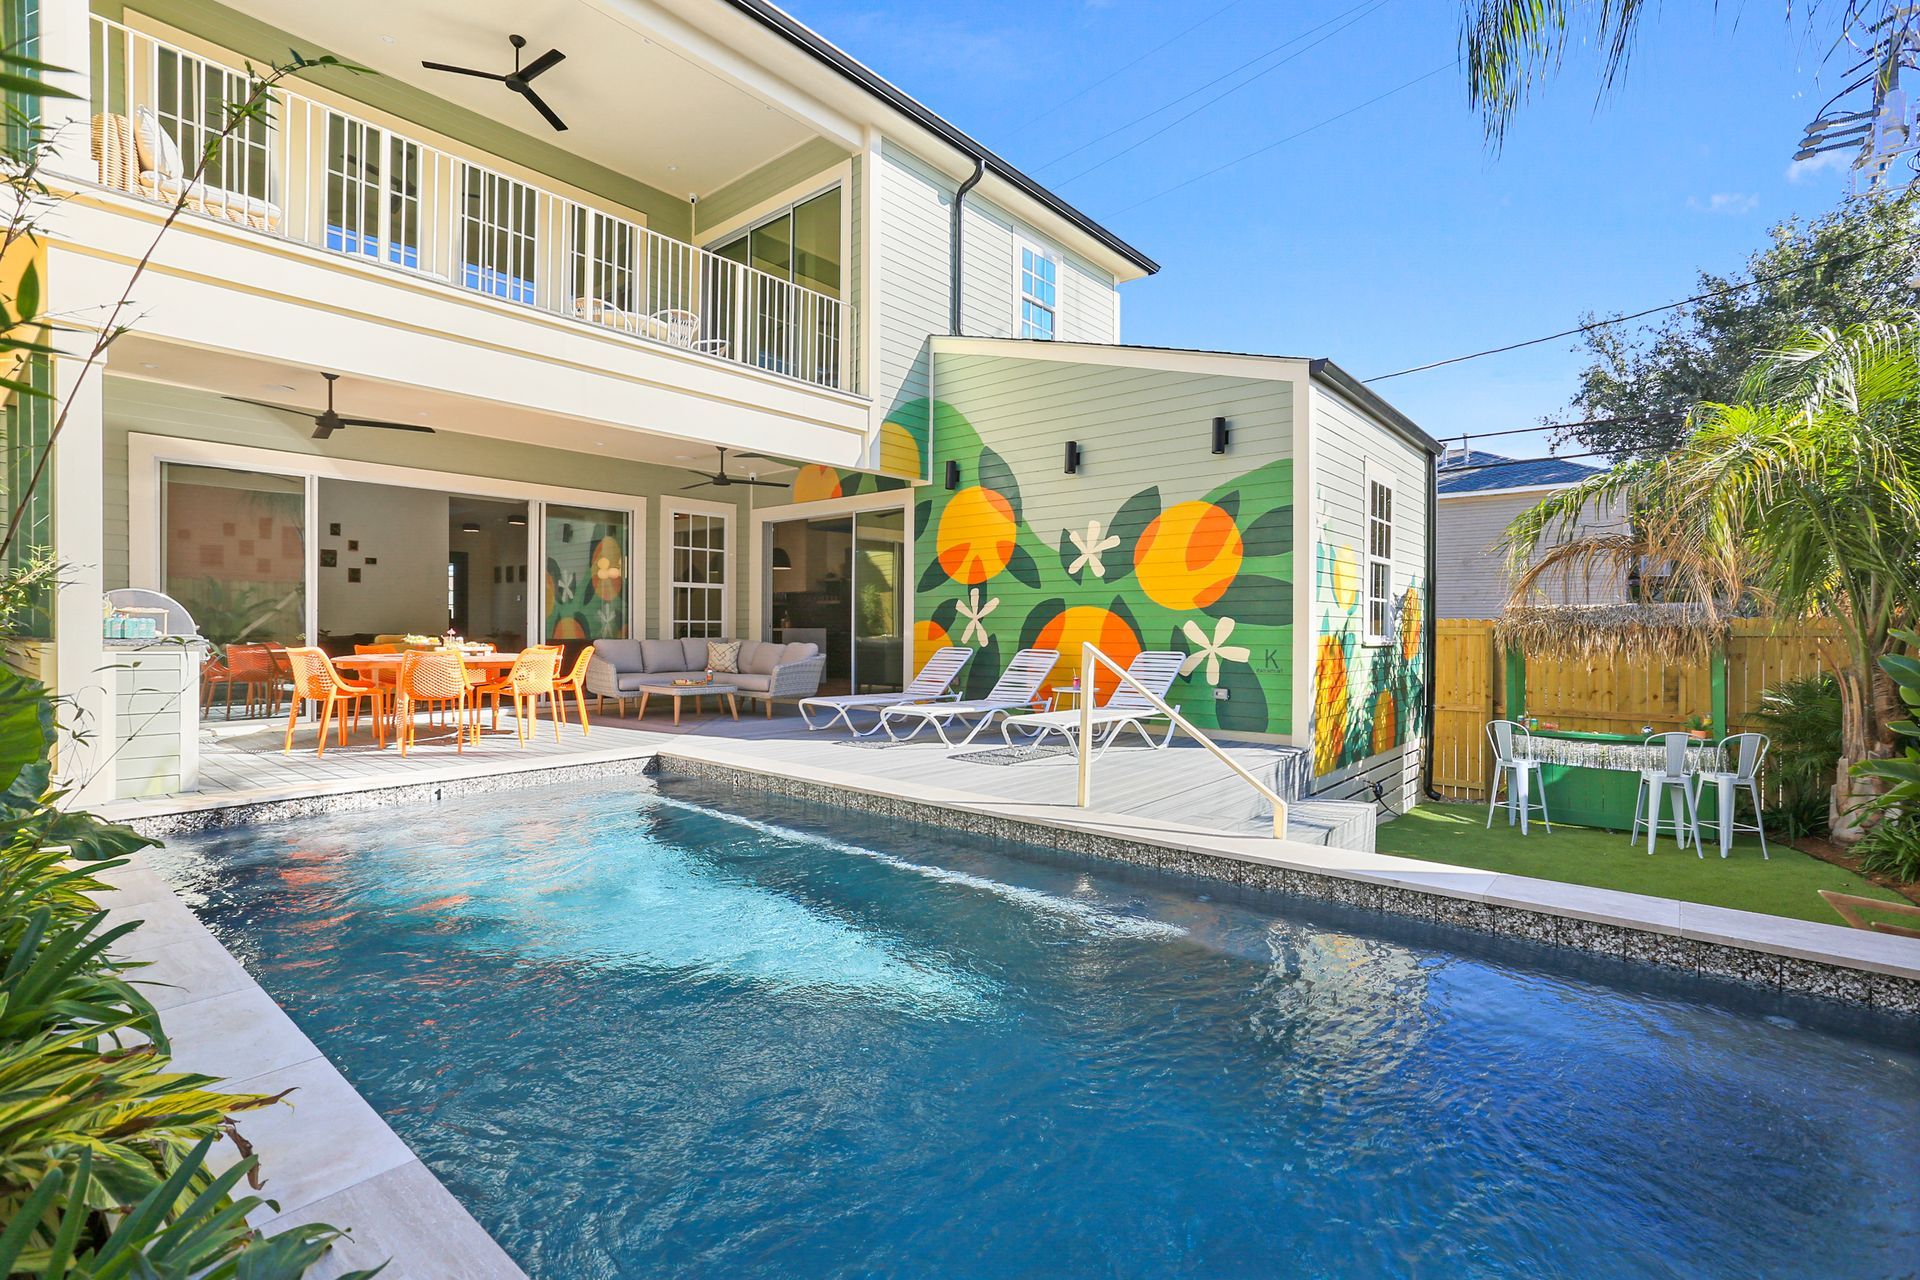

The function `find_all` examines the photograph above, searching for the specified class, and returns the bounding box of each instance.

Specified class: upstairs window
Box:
[1020,246,1057,340]
[1364,467,1394,645]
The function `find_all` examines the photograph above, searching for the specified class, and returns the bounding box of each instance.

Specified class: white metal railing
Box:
[81,17,849,392]
[1076,643,1290,838]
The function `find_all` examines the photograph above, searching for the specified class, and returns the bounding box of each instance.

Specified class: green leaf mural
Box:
[915,403,1295,735]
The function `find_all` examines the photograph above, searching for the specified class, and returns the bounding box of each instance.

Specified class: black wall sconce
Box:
[944,459,961,490]
[1211,416,1229,455]
[1064,440,1082,474]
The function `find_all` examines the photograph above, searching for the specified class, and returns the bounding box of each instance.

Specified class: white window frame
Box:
[660,497,734,640]
[1364,462,1395,647]
[1017,241,1058,340]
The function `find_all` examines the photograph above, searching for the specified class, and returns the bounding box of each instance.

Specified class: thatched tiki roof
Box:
[1493,604,1732,664]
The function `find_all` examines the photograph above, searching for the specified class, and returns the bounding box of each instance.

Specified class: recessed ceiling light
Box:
[666,164,678,172]
[380,34,396,44]
[139,361,160,369]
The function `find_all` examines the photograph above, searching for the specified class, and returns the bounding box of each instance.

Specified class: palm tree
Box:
[1501,318,1920,838]
[1461,2,1900,150]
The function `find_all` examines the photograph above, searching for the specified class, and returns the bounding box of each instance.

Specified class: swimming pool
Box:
[153,778,1920,1279]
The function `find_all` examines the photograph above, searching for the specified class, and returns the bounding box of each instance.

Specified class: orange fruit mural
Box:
[1399,587,1422,661]
[1134,500,1244,610]
[1371,689,1397,755]
[1314,633,1350,775]
[591,536,625,602]
[914,618,954,674]
[937,486,1019,585]
[1033,605,1141,700]
[792,465,845,504]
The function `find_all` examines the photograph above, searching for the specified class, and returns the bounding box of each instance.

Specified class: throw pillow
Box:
[707,639,742,673]
[132,107,183,179]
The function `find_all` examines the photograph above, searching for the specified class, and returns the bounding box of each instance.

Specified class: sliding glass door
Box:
[768,506,905,696]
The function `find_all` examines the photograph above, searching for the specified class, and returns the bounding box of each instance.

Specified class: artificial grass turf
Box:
[1376,802,1910,925]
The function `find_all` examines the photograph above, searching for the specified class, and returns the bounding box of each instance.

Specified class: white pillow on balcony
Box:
[132,107,184,180]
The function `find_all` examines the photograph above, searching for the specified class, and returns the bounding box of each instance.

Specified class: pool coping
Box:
[645,744,1920,1016]
[86,854,528,1279]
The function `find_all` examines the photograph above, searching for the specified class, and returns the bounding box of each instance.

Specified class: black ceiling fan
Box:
[682,448,789,490]
[422,34,568,132]
[224,373,436,442]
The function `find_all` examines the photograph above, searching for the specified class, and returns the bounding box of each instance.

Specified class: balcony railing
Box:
[82,17,850,392]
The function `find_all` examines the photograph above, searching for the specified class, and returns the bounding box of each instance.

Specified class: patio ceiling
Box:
[110,336,797,475]
[240,0,826,198]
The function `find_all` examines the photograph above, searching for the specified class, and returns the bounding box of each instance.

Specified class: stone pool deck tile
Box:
[87,859,528,1278]
[161,987,322,1084]
[256,1160,523,1280]
[217,1056,419,1223]
[1675,901,1920,979]
[135,933,255,1012]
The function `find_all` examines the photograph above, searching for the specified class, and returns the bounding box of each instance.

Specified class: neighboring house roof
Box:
[1436,450,1604,496]
[719,0,1160,278]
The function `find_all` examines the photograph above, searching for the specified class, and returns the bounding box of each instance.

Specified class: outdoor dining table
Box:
[333,651,524,742]
[1515,728,1727,832]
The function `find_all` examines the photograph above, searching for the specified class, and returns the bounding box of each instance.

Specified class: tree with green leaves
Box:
[1555,190,1920,460]
[1502,318,1920,840]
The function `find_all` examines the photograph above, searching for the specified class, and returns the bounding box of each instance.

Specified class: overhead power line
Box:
[1436,414,1687,444]
[1052,0,1392,187]
[1034,0,1386,175]
[1365,226,1920,383]
[1114,59,1457,214]
[1012,0,1253,135]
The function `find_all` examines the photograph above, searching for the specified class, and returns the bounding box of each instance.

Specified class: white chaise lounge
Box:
[1002,651,1186,761]
[876,648,1059,746]
[798,646,973,735]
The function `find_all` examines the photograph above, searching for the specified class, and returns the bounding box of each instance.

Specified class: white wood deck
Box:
[110,703,1374,850]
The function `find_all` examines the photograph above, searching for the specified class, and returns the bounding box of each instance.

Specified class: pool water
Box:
[153,779,1920,1279]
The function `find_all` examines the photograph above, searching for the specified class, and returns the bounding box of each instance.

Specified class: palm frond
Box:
[1460,0,1654,147]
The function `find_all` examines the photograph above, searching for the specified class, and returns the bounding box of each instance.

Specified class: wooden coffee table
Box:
[636,682,739,725]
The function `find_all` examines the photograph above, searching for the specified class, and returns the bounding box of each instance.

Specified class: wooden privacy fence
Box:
[1431,619,1836,802]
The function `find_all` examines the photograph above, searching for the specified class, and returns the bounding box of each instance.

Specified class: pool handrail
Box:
[1075,642,1288,839]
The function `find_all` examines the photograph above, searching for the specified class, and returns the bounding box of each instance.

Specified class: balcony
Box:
[81,17,850,393]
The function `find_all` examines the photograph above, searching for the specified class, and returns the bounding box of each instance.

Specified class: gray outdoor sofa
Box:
[585,637,826,718]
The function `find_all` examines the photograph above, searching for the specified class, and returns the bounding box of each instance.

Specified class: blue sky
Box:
[778,0,1860,453]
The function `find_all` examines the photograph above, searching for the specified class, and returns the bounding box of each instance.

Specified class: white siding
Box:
[1309,382,1432,812]
[1060,256,1118,344]
[873,141,1126,417]
[1435,489,1631,618]
[876,144,951,419]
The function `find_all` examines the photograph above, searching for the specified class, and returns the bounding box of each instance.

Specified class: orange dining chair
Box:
[354,643,401,655]
[222,643,278,718]
[473,647,563,745]
[394,650,473,756]
[549,647,594,735]
[283,646,388,756]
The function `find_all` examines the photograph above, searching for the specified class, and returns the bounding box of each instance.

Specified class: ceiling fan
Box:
[224,373,436,442]
[682,448,789,490]
[422,34,569,132]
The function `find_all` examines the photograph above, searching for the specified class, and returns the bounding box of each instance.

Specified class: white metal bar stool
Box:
[1630,732,1699,855]
[1692,732,1770,859]
[1486,719,1551,835]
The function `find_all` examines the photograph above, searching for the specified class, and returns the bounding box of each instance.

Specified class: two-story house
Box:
[11,0,1436,810]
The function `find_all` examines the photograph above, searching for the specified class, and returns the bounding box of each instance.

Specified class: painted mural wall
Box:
[1308,386,1431,791]
[911,348,1301,736]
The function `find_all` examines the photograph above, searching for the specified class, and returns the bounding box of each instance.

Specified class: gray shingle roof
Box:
[1437,450,1604,495]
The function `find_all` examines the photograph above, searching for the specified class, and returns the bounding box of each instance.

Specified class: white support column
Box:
[34,0,92,171]
[51,354,115,804]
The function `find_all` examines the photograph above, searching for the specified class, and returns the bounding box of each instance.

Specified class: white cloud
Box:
[1685,191,1759,215]
[1785,149,1852,183]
